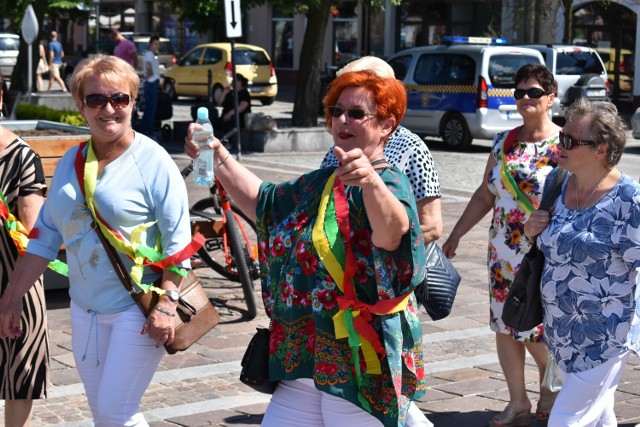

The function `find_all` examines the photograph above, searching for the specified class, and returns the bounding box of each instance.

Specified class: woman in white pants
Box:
[525,98,640,426]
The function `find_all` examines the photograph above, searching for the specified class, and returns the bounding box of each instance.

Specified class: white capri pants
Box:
[549,351,630,427]
[71,301,165,427]
[261,378,433,427]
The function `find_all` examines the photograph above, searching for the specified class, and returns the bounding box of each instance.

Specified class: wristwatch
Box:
[163,289,180,302]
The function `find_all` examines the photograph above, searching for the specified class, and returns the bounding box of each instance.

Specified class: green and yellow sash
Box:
[0,190,68,276]
[74,140,203,295]
[500,127,537,214]
[311,173,412,411]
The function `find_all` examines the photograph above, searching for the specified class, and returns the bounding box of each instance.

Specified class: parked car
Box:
[386,37,544,149]
[163,42,278,105]
[129,34,176,75]
[522,45,609,120]
[595,47,634,103]
[0,33,20,83]
[630,107,640,139]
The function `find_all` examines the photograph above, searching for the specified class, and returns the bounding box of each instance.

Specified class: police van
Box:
[387,36,545,150]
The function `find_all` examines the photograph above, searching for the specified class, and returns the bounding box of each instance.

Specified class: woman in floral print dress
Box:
[443,64,560,427]
[185,70,427,426]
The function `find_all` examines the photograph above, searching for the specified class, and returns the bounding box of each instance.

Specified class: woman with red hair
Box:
[185,71,428,426]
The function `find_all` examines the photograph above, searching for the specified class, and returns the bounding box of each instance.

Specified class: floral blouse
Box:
[256,167,427,426]
[539,171,640,373]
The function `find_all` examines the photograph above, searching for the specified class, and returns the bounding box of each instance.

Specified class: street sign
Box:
[225,0,242,39]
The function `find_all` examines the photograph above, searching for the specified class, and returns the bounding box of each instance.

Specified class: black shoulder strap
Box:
[539,168,569,211]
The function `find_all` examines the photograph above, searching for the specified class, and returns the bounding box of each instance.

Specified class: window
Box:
[387,54,413,81]
[273,20,294,68]
[203,48,222,65]
[489,54,541,88]
[180,47,204,66]
[414,54,447,85]
[556,51,605,75]
[447,54,475,85]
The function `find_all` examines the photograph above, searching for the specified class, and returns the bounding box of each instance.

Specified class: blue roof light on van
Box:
[442,36,507,45]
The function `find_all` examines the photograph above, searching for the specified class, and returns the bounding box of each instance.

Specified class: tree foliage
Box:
[2,0,87,91]
[168,0,402,126]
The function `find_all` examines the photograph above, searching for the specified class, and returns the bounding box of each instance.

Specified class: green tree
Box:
[1,0,87,92]
[168,0,402,126]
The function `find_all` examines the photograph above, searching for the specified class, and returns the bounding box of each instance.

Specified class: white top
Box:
[143,50,161,83]
[27,132,191,313]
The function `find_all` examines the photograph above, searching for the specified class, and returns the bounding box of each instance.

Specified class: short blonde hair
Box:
[69,54,139,103]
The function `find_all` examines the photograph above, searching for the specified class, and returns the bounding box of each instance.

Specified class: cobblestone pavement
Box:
[3,95,640,426]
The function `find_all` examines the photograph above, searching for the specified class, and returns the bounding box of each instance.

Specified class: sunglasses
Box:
[559,131,596,150]
[513,88,549,100]
[328,106,377,120]
[84,93,131,110]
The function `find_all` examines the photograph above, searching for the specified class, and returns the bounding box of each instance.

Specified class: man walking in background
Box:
[47,31,67,92]
[110,29,138,70]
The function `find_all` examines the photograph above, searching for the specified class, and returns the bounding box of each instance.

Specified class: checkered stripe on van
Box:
[488,88,515,97]
[405,84,476,93]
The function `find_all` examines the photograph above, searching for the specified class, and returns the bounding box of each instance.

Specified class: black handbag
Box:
[501,168,568,331]
[414,241,462,320]
[240,327,278,394]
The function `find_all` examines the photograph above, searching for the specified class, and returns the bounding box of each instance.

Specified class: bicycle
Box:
[182,161,260,319]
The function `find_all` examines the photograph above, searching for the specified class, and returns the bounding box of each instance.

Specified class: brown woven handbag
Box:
[92,221,220,354]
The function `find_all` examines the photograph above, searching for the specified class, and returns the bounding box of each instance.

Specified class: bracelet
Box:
[524,234,535,245]
[153,305,176,317]
[216,152,231,168]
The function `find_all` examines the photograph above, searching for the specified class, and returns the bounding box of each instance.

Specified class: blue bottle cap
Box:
[197,107,209,120]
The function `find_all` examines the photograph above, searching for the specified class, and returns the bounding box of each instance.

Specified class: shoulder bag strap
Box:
[91,220,137,295]
[539,168,569,211]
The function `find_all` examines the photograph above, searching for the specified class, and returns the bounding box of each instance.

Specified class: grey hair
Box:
[565,98,627,167]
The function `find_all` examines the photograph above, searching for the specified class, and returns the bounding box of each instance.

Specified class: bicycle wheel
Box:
[224,209,258,319]
[191,198,259,281]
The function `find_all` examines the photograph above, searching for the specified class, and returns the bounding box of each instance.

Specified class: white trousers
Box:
[548,351,630,427]
[71,301,165,427]
[261,378,433,427]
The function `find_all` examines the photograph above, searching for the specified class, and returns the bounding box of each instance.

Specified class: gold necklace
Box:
[575,170,609,210]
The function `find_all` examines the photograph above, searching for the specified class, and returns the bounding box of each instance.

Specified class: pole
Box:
[94,0,101,43]
[231,38,241,160]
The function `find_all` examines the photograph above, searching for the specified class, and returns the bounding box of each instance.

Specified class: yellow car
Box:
[595,47,633,101]
[163,42,278,105]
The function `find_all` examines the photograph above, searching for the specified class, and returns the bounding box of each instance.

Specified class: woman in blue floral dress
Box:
[185,71,427,426]
[443,64,560,426]
[525,99,639,427]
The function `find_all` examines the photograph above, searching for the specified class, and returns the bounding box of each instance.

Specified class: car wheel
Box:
[212,84,224,104]
[163,80,176,100]
[441,113,472,150]
[260,97,275,106]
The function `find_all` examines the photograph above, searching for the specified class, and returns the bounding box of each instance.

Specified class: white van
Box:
[387,37,544,150]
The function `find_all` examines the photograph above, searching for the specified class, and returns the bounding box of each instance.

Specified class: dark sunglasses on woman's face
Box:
[559,131,596,150]
[328,106,376,120]
[84,93,131,110]
[513,88,549,100]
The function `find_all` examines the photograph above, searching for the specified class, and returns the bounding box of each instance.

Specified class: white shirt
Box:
[143,50,161,83]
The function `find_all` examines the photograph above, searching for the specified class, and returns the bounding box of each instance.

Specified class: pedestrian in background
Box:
[0,55,194,426]
[110,29,138,70]
[140,35,161,137]
[215,73,251,138]
[0,71,49,427]
[525,99,639,427]
[47,31,67,92]
[442,64,561,426]
[36,40,48,92]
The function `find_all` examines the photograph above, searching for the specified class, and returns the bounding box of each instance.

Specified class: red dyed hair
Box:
[323,71,407,133]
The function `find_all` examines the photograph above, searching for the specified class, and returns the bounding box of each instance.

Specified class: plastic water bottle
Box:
[192,107,214,185]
